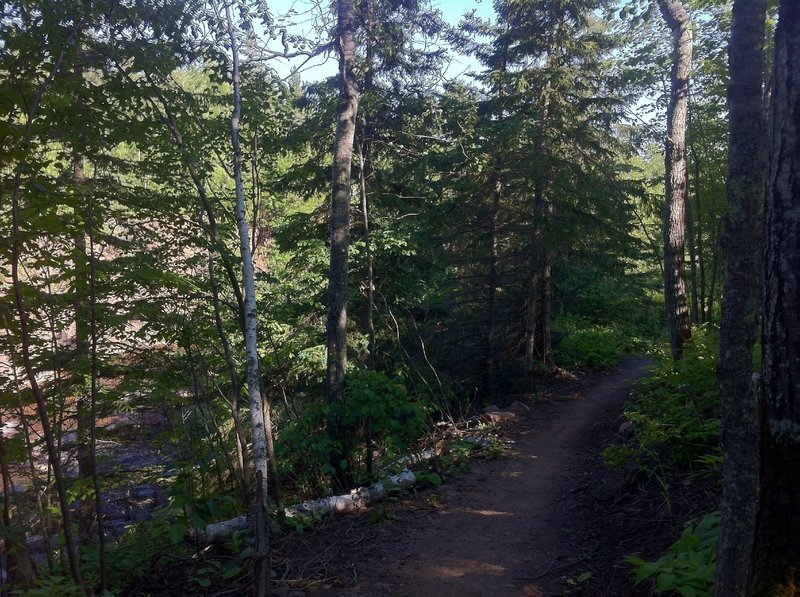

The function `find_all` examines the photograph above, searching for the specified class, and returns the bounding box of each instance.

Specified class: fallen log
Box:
[199,435,494,542]
[200,469,417,542]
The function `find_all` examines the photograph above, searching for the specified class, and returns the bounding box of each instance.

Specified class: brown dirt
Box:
[273,355,720,596]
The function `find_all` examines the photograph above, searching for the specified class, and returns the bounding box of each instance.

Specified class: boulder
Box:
[508,400,530,417]
[484,411,516,424]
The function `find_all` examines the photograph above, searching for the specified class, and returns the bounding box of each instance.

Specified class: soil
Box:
[275,355,719,596]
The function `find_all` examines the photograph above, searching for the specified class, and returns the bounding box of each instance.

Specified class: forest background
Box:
[1,0,796,595]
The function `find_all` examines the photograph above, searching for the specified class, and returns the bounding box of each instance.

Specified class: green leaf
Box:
[168,521,186,544]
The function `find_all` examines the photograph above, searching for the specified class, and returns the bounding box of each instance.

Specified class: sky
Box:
[263,0,496,82]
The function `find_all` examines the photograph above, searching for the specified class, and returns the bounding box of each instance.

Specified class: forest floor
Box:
[275,355,718,596]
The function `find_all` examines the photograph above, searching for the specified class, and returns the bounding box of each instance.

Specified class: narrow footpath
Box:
[283,356,652,597]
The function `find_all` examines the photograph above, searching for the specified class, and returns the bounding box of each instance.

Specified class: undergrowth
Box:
[627,511,720,597]
[604,327,722,596]
[554,316,624,369]
[604,326,721,476]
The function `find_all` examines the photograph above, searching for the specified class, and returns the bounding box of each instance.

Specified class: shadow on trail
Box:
[319,355,651,597]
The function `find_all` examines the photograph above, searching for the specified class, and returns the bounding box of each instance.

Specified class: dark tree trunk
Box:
[748,3,800,594]
[686,181,700,324]
[691,148,708,322]
[326,0,359,493]
[72,154,95,546]
[714,1,768,595]
[0,411,36,588]
[523,183,554,371]
[524,181,544,375]
[485,44,508,399]
[11,173,82,587]
[7,33,83,585]
[540,244,553,367]
[659,0,693,360]
[485,169,501,399]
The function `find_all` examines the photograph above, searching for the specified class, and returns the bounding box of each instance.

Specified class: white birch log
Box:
[199,435,491,542]
[200,469,416,541]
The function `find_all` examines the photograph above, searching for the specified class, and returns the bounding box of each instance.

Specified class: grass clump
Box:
[604,326,721,475]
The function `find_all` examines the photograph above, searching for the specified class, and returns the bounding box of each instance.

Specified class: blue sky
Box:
[264,0,495,82]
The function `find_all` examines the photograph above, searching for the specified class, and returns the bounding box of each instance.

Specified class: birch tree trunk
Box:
[224,4,270,594]
[325,0,359,493]
[714,1,767,594]
[748,3,800,593]
[659,0,693,360]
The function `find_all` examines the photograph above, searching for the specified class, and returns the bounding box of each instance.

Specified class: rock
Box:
[482,404,500,413]
[484,411,516,424]
[508,400,530,417]
[618,421,635,437]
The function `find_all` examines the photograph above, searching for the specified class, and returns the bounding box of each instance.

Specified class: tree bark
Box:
[748,3,800,594]
[224,4,270,594]
[72,153,95,546]
[11,172,82,587]
[360,0,376,372]
[540,244,553,368]
[6,28,83,585]
[714,1,768,595]
[208,252,250,503]
[0,410,37,588]
[325,0,359,493]
[659,0,693,360]
[485,170,501,399]
[685,178,700,325]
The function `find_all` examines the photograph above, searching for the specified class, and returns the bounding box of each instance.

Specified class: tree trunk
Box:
[748,3,800,593]
[0,411,36,588]
[540,245,553,368]
[11,171,82,587]
[72,154,95,545]
[223,5,270,594]
[360,0,376,371]
[524,182,543,375]
[7,34,83,582]
[208,252,250,503]
[714,1,768,595]
[485,169,501,399]
[325,0,359,493]
[690,147,708,322]
[358,141,375,369]
[685,178,699,325]
[659,0,693,360]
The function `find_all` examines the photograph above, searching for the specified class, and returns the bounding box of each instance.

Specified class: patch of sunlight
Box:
[429,560,507,577]
[468,508,514,517]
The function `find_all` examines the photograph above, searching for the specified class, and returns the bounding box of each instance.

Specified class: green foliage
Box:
[414,470,443,488]
[556,325,621,369]
[14,576,88,597]
[345,370,429,455]
[277,371,429,493]
[604,327,720,474]
[627,512,719,597]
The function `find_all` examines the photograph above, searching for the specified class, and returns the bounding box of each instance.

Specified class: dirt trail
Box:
[316,355,651,597]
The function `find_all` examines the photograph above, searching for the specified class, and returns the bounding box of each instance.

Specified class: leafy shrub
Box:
[604,326,721,474]
[277,371,429,492]
[556,325,621,368]
[345,369,429,456]
[627,511,719,597]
